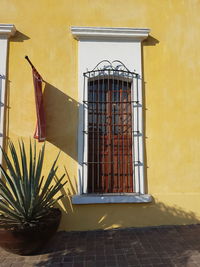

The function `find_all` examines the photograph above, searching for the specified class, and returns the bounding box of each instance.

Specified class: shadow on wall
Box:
[56,169,200,232]
[53,168,77,225]
[4,31,30,151]
[58,197,200,232]
[4,78,11,153]
[95,200,200,229]
[10,31,30,42]
[142,35,159,195]
[143,35,159,46]
[43,82,78,162]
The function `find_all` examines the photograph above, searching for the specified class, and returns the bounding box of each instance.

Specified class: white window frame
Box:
[0,24,16,164]
[71,26,152,204]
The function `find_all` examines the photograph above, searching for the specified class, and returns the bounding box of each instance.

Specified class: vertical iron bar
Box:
[122,74,125,192]
[119,80,123,192]
[83,74,86,193]
[92,72,95,192]
[117,71,120,192]
[102,73,105,192]
[108,70,111,192]
[111,71,114,192]
[113,92,116,191]
[126,79,130,191]
[131,74,136,192]
[87,73,93,191]
[136,74,140,192]
[105,73,108,192]
[87,72,90,192]
[130,75,133,192]
[97,72,100,191]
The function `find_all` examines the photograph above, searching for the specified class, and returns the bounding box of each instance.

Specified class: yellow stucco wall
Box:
[1,0,200,231]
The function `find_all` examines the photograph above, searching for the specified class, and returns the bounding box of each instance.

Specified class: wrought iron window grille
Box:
[82,60,142,194]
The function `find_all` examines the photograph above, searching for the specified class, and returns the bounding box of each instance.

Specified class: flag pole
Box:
[25,56,45,82]
[25,55,35,69]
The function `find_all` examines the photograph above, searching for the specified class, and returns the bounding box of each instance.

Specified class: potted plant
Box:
[0,140,66,255]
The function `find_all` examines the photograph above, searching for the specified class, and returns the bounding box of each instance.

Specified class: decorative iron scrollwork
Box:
[84,60,138,79]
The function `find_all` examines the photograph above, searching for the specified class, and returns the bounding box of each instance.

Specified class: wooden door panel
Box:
[88,79,134,193]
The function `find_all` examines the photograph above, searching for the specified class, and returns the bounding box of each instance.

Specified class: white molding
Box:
[0,24,16,165]
[0,24,16,37]
[73,26,149,198]
[72,194,152,204]
[71,26,150,41]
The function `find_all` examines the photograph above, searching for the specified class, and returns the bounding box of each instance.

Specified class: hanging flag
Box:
[25,56,46,142]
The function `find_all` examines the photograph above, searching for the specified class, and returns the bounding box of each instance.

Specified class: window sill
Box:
[72,193,152,205]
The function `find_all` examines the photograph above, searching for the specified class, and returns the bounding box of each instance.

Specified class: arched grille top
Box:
[83,60,138,79]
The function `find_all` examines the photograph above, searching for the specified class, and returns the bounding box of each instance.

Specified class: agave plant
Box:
[0,140,66,227]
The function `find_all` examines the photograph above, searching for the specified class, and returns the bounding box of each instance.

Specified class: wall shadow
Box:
[10,31,30,42]
[43,82,78,161]
[53,168,77,227]
[142,35,159,194]
[58,172,200,232]
[4,79,11,155]
[4,39,13,155]
[143,34,159,46]
[4,30,30,151]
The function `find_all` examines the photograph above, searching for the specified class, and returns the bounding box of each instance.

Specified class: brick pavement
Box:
[1,225,200,267]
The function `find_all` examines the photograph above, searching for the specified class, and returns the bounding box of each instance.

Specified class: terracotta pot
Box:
[0,208,61,255]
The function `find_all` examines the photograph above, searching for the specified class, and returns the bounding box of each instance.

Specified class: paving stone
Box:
[23,264,40,267]
[62,256,74,262]
[85,261,95,267]
[0,225,200,266]
[73,262,84,267]
[48,263,66,267]
[94,261,107,267]
[106,261,117,266]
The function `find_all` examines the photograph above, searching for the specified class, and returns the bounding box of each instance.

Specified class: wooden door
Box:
[88,79,134,193]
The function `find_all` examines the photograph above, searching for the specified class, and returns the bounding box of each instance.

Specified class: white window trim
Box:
[71,26,152,204]
[0,24,16,164]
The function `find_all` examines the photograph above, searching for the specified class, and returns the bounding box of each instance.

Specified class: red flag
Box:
[32,67,46,142]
